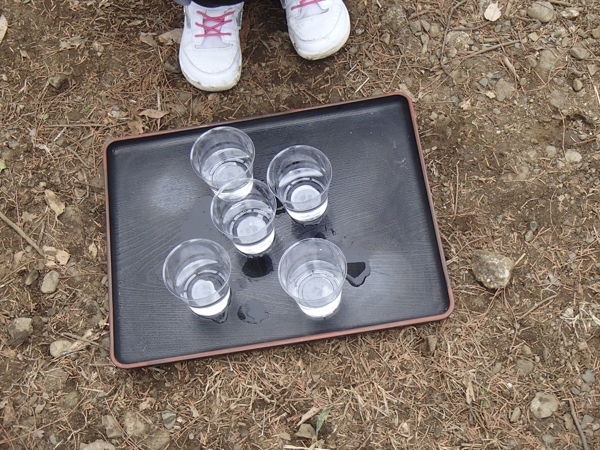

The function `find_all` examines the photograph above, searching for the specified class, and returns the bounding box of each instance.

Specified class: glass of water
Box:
[211,179,277,256]
[267,145,332,224]
[278,238,347,318]
[190,126,255,195]
[162,239,231,318]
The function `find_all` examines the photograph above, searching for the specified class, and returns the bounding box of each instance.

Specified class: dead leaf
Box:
[22,211,37,222]
[464,372,476,405]
[158,28,182,45]
[139,109,168,119]
[0,14,8,45]
[44,190,65,217]
[59,36,86,50]
[56,250,70,265]
[89,243,98,259]
[484,1,502,22]
[139,32,157,47]
[128,114,144,134]
[297,406,319,426]
[139,398,155,411]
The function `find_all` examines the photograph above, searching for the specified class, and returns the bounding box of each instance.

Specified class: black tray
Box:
[104,93,454,368]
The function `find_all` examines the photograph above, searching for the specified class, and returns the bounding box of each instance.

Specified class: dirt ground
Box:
[1,0,600,448]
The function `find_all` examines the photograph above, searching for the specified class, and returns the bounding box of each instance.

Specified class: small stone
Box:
[571,387,581,395]
[161,411,176,430]
[41,270,60,294]
[50,340,72,358]
[541,434,556,444]
[491,362,502,375]
[517,359,534,375]
[527,32,539,42]
[24,269,39,286]
[8,317,33,344]
[538,49,558,72]
[527,2,555,23]
[577,341,589,351]
[525,230,534,242]
[510,406,521,423]
[522,344,533,356]
[421,336,437,355]
[565,149,582,164]
[581,369,595,384]
[572,78,584,92]
[123,411,147,437]
[564,414,575,430]
[545,145,557,157]
[296,423,316,439]
[570,44,590,60]
[81,440,115,450]
[592,28,600,40]
[164,60,181,74]
[561,9,579,19]
[381,32,391,45]
[142,429,170,450]
[102,415,123,439]
[59,391,80,409]
[48,74,69,90]
[581,415,594,429]
[530,392,559,419]
[471,250,515,289]
[530,221,538,232]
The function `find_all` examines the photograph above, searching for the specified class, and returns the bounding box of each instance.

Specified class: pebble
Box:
[538,49,558,72]
[581,415,594,428]
[545,145,557,157]
[572,78,584,92]
[41,270,60,294]
[495,79,514,102]
[561,9,579,19]
[144,429,170,450]
[471,250,515,289]
[81,440,115,450]
[381,32,391,45]
[582,369,595,384]
[522,344,533,355]
[161,410,176,430]
[530,392,559,419]
[8,317,33,345]
[48,74,69,90]
[570,44,590,60]
[60,391,80,408]
[510,406,521,423]
[50,340,72,358]
[24,269,39,286]
[541,435,556,444]
[527,2,555,23]
[102,415,123,439]
[517,359,534,375]
[123,411,147,437]
[296,423,316,439]
[565,149,582,164]
[530,221,538,232]
[525,230,534,242]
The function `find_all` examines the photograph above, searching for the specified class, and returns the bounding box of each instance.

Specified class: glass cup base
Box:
[233,228,275,256]
[188,289,231,317]
[296,292,341,318]
[287,199,328,224]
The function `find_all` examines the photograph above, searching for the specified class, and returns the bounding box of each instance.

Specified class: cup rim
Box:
[210,179,277,239]
[189,126,256,186]
[278,237,347,297]
[266,145,333,202]
[162,238,232,300]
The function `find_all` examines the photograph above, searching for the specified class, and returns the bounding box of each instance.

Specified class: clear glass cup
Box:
[162,239,232,318]
[278,238,347,318]
[211,179,277,256]
[190,126,255,195]
[267,145,332,224]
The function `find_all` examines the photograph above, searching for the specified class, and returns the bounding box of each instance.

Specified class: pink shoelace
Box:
[291,0,323,10]
[194,10,234,38]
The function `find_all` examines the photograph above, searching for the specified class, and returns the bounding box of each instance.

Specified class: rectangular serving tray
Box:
[103,93,454,368]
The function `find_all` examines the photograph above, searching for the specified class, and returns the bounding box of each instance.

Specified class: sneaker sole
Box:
[180,61,242,92]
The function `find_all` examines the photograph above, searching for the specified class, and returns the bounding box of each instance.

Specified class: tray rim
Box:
[102,92,455,369]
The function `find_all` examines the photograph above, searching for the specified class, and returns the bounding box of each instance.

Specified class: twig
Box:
[463,40,521,59]
[517,294,558,320]
[568,399,590,450]
[0,210,44,256]
[440,0,467,73]
[549,0,575,6]
[593,84,600,108]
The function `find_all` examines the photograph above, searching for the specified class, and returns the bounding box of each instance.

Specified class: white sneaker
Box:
[281,0,350,60]
[179,2,244,91]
